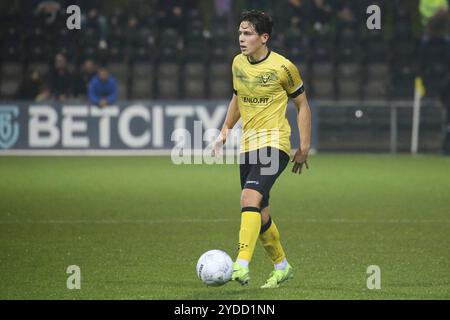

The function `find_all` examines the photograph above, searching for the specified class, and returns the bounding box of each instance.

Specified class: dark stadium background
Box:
[1,0,449,152]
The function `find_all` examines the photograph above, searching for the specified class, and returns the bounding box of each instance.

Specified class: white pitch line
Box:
[0,218,449,225]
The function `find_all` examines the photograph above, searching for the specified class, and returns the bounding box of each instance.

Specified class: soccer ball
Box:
[196,249,233,287]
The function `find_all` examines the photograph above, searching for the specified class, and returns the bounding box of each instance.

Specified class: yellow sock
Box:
[237,208,262,263]
[259,217,286,264]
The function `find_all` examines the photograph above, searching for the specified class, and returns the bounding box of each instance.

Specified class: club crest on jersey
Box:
[258,72,277,87]
[261,73,271,83]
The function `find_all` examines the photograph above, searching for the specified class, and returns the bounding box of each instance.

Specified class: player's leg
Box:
[260,205,293,288]
[259,206,287,268]
[256,149,293,288]
[232,188,263,285]
[238,188,263,263]
[232,150,264,285]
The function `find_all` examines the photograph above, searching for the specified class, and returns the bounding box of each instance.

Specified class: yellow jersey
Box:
[232,50,304,156]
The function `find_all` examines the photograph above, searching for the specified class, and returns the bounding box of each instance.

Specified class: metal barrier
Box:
[309,99,444,153]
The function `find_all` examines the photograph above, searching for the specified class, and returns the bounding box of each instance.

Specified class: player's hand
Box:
[291,148,309,174]
[211,128,228,157]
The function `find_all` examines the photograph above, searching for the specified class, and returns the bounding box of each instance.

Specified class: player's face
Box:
[238,21,266,56]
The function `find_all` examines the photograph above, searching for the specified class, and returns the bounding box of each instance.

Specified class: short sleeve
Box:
[232,57,238,95]
[281,60,304,98]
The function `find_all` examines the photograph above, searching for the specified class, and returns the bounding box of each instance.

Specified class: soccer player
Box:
[213,10,311,288]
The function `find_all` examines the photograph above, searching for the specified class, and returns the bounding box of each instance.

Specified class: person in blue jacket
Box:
[88,66,118,107]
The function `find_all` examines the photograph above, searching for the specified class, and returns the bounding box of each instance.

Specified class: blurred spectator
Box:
[83,7,108,40]
[441,74,450,154]
[156,0,187,33]
[204,0,232,33]
[124,16,139,50]
[88,66,118,107]
[335,1,357,30]
[284,0,311,32]
[310,0,333,33]
[33,0,67,38]
[214,0,232,16]
[419,0,449,27]
[16,70,48,101]
[425,6,450,37]
[74,59,98,98]
[47,53,72,101]
[35,0,61,24]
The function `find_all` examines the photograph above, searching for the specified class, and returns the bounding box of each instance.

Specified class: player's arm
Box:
[291,92,311,174]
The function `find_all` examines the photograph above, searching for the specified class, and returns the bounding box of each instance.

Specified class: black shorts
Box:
[239,147,290,209]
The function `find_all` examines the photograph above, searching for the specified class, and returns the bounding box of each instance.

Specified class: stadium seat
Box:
[157,28,180,61]
[131,28,156,62]
[311,63,333,80]
[1,1,446,105]
[364,37,389,63]
[390,66,415,100]
[296,61,308,74]
[184,39,209,62]
[156,61,180,99]
[209,30,231,63]
[337,42,361,63]
[0,63,23,98]
[367,63,389,80]
[109,63,129,100]
[270,34,286,57]
[209,62,229,77]
[186,8,203,29]
[337,63,360,78]
[336,63,361,100]
[1,42,22,62]
[363,80,387,101]
[391,39,416,66]
[336,27,361,63]
[83,27,101,48]
[131,63,154,99]
[208,62,231,99]
[131,45,152,63]
[209,80,231,99]
[27,63,49,77]
[183,62,206,99]
[311,79,335,100]
[393,20,413,41]
[362,63,389,101]
[57,43,77,62]
[1,25,22,62]
[287,44,309,63]
[310,62,335,99]
[338,80,361,100]
[310,32,334,63]
[210,45,228,62]
[363,80,387,100]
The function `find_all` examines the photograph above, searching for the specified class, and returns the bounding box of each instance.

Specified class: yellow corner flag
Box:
[415,76,426,98]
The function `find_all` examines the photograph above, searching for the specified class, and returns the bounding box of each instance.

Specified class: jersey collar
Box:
[247,50,271,65]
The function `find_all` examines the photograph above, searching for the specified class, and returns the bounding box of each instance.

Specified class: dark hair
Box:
[239,10,273,36]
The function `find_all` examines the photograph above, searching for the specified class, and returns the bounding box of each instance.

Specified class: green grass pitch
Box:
[0,155,449,299]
